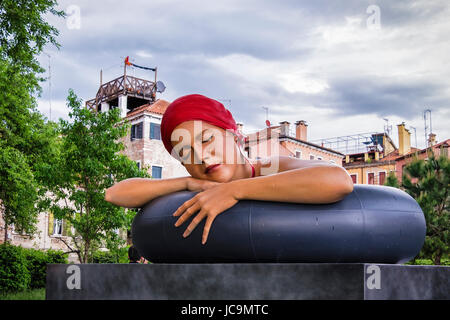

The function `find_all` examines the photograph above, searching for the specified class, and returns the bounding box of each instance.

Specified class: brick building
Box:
[244,120,344,165]
[343,122,449,185]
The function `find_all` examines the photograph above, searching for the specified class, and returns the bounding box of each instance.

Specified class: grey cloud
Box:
[37,0,449,142]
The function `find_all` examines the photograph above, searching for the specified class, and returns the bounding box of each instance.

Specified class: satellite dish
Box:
[156,81,166,93]
[265,120,271,127]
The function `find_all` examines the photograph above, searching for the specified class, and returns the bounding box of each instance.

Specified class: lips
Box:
[205,164,221,174]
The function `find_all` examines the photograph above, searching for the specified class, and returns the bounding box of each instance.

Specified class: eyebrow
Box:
[178,129,208,150]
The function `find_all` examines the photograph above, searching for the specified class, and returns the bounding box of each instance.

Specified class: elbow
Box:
[340,173,354,198]
[333,168,354,201]
[343,179,354,195]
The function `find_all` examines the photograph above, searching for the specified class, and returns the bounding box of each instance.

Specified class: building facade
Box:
[343,122,449,185]
[244,120,344,165]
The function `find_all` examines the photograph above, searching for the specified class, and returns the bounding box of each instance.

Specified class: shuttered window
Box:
[368,172,374,184]
[131,122,143,140]
[150,123,161,140]
[151,166,162,179]
[379,172,386,185]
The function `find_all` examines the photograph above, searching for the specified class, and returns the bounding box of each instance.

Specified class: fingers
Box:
[173,196,197,217]
[182,209,207,239]
[174,201,201,227]
[202,215,215,245]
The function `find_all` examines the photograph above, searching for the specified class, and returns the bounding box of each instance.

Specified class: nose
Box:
[191,141,208,165]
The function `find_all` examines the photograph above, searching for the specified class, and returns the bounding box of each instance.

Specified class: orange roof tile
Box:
[126,99,170,118]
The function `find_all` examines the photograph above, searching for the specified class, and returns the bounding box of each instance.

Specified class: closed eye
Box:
[180,134,214,161]
[202,134,213,144]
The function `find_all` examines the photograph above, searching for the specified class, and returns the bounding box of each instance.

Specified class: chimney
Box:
[279,121,290,136]
[397,122,411,156]
[295,120,308,141]
[236,122,244,134]
[427,133,436,147]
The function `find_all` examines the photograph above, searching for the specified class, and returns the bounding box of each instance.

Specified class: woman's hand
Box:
[173,181,239,244]
[186,177,222,192]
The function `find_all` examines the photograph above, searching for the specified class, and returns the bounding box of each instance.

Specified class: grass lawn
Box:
[0,288,45,300]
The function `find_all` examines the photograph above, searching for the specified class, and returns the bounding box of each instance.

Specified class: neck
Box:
[232,153,253,180]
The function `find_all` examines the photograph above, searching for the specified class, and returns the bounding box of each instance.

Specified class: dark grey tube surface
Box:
[131,184,426,263]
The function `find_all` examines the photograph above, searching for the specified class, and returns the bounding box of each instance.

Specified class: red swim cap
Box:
[161,94,238,156]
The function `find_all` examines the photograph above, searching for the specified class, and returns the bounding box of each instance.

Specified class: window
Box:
[317,157,323,160]
[150,123,161,140]
[309,154,315,160]
[379,172,386,185]
[295,150,302,159]
[368,172,374,185]
[53,219,63,236]
[136,161,141,170]
[350,174,357,184]
[131,122,143,140]
[152,166,162,179]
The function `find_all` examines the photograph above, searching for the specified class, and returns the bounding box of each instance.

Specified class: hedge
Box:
[92,247,129,264]
[0,244,30,292]
[0,243,67,293]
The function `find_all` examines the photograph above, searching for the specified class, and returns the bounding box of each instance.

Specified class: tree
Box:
[0,0,64,73]
[387,150,449,265]
[384,171,400,188]
[401,150,449,265]
[42,89,150,263]
[0,0,65,241]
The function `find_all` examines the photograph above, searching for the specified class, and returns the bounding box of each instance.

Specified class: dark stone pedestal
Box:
[46,263,450,300]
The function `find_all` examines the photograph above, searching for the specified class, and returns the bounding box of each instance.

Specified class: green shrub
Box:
[23,248,67,289]
[23,248,48,289]
[46,249,68,264]
[0,244,68,292]
[92,247,129,263]
[0,244,31,293]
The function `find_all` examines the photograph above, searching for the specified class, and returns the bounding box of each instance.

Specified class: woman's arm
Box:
[172,156,354,244]
[232,156,354,204]
[105,176,190,208]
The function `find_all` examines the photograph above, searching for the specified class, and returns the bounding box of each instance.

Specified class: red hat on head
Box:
[161,94,238,156]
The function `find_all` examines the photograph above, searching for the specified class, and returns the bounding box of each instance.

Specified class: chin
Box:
[203,166,234,182]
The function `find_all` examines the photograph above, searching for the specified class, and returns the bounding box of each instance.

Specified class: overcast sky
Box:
[37,0,450,151]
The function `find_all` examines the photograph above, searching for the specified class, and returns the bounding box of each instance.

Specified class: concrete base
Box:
[46,263,450,300]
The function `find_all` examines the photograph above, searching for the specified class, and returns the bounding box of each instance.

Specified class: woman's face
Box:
[170,120,244,182]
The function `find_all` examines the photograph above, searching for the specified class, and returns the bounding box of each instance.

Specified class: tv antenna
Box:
[383,118,392,137]
[409,126,418,148]
[423,109,432,147]
[43,52,52,121]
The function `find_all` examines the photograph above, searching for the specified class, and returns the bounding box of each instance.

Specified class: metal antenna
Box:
[383,118,392,137]
[262,106,269,121]
[423,109,432,147]
[43,52,52,121]
[409,126,417,148]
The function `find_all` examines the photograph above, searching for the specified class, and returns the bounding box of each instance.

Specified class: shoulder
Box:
[252,155,339,175]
